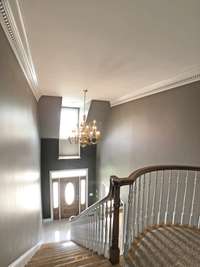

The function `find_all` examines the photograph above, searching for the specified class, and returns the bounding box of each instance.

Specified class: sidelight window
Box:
[80,179,86,205]
[53,181,59,208]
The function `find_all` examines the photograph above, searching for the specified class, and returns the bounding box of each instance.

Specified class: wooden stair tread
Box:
[78,259,111,267]
[27,252,93,267]
[54,255,104,267]
[26,241,114,267]
[28,250,90,263]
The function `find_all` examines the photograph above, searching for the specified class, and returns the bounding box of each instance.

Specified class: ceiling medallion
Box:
[68,89,101,147]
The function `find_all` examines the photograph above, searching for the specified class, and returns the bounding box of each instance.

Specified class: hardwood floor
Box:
[25,241,114,267]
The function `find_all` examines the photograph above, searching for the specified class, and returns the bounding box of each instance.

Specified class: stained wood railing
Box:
[70,165,200,264]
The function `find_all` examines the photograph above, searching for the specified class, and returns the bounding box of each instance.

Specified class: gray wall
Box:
[97,81,200,198]
[87,100,111,134]
[0,25,41,267]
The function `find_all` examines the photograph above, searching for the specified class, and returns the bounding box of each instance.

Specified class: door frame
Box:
[49,168,88,220]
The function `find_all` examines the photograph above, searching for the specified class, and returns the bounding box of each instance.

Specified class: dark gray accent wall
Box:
[0,25,41,267]
[41,139,96,218]
[97,81,200,198]
[87,100,111,134]
[38,96,62,138]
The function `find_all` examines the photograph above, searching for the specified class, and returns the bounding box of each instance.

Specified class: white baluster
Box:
[181,170,188,225]
[165,170,172,224]
[189,171,197,226]
[137,178,141,233]
[92,211,95,249]
[145,172,151,228]
[95,207,98,250]
[104,200,108,256]
[90,214,92,249]
[151,171,158,225]
[129,184,134,243]
[133,183,137,238]
[141,174,146,232]
[172,170,180,225]
[135,180,139,237]
[101,203,104,254]
[98,205,101,253]
[91,214,93,249]
[157,170,164,225]
[122,202,126,254]
[124,184,133,255]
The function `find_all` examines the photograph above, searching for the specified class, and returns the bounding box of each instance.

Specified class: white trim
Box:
[0,0,39,100]
[42,218,53,223]
[59,156,81,160]
[49,168,88,220]
[111,65,200,106]
[8,242,41,267]
[50,169,88,179]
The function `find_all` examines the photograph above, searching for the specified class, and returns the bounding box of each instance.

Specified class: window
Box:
[65,182,75,205]
[59,107,80,158]
[81,179,86,205]
[53,181,59,208]
[59,107,79,139]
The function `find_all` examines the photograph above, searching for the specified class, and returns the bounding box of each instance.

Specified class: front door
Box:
[60,177,79,219]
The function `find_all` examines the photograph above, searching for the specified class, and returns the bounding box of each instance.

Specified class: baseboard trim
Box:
[43,218,53,223]
[8,242,42,267]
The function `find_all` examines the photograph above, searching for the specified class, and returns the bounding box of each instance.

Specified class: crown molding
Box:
[111,65,200,107]
[0,0,40,100]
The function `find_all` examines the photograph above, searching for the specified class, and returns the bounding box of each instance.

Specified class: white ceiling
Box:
[8,0,200,105]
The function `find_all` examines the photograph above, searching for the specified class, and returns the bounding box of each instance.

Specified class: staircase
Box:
[26,241,115,267]
[26,165,200,267]
[70,165,200,266]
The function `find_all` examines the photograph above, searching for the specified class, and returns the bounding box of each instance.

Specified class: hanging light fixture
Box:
[68,89,101,147]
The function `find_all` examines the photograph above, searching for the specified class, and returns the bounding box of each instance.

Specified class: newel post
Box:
[110,179,120,264]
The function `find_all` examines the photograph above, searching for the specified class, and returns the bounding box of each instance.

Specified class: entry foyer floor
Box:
[42,220,71,243]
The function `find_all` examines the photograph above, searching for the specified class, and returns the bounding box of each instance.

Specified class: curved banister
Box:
[70,165,200,265]
[112,165,200,185]
[72,165,200,223]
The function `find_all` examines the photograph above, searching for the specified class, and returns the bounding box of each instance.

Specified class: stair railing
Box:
[116,165,200,257]
[70,178,120,263]
[70,165,200,265]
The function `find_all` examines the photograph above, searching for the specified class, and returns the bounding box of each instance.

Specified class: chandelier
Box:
[68,90,101,147]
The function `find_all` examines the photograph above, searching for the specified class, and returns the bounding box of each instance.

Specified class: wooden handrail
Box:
[112,165,200,186]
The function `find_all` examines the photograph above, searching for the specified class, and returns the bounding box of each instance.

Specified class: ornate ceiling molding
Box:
[0,0,39,100]
[111,65,200,106]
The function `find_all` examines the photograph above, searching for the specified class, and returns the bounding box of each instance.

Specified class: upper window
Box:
[59,107,79,139]
[59,107,80,159]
